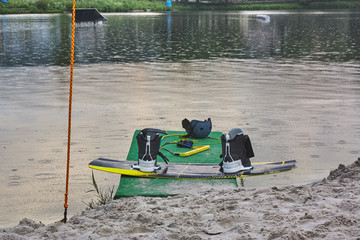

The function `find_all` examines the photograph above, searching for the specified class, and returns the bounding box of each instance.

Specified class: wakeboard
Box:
[89,158,296,179]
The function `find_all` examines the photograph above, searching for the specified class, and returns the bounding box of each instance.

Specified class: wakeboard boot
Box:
[135,128,167,172]
[220,128,254,174]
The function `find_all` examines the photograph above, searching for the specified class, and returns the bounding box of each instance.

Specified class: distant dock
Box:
[75,8,107,23]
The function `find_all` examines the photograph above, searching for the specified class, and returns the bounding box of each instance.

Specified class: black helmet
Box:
[182,118,212,139]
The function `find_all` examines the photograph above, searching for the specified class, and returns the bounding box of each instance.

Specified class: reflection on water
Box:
[0,14,72,66]
[0,11,360,228]
[1,11,360,66]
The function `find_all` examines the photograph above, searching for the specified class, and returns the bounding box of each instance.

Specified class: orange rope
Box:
[64,0,76,224]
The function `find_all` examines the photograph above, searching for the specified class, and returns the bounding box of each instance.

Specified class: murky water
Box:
[1,11,360,228]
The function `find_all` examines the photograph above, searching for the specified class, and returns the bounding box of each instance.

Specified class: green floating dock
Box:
[114,130,237,198]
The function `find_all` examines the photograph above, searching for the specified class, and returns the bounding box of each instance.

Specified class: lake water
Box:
[1,10,360,228]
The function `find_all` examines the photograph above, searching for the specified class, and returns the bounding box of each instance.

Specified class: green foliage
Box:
[48,0,73,11]
[298,0,308,7]
[36,0,49,11]
[239,177,245,187]
[309,1,360,9]
[65,1,73,11]
[85,171,115,210]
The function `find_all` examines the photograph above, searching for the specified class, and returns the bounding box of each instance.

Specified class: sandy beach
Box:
[1,158,359,239]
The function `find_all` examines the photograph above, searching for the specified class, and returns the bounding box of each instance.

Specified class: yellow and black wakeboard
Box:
[89,158,296,179]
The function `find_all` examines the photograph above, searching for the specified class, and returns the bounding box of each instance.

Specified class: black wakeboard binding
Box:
[220,128,254,173]
[135,128,167,172]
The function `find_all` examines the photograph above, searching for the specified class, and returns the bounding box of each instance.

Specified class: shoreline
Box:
[1,1,360,15]
[1,158,359,239]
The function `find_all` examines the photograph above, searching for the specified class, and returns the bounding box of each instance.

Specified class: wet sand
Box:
[1,158,359,239]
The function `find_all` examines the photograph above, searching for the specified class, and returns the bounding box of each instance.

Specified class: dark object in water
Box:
[75,8,107,23]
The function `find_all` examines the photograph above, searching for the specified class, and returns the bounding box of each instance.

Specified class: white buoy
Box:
[256,15,270,23]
